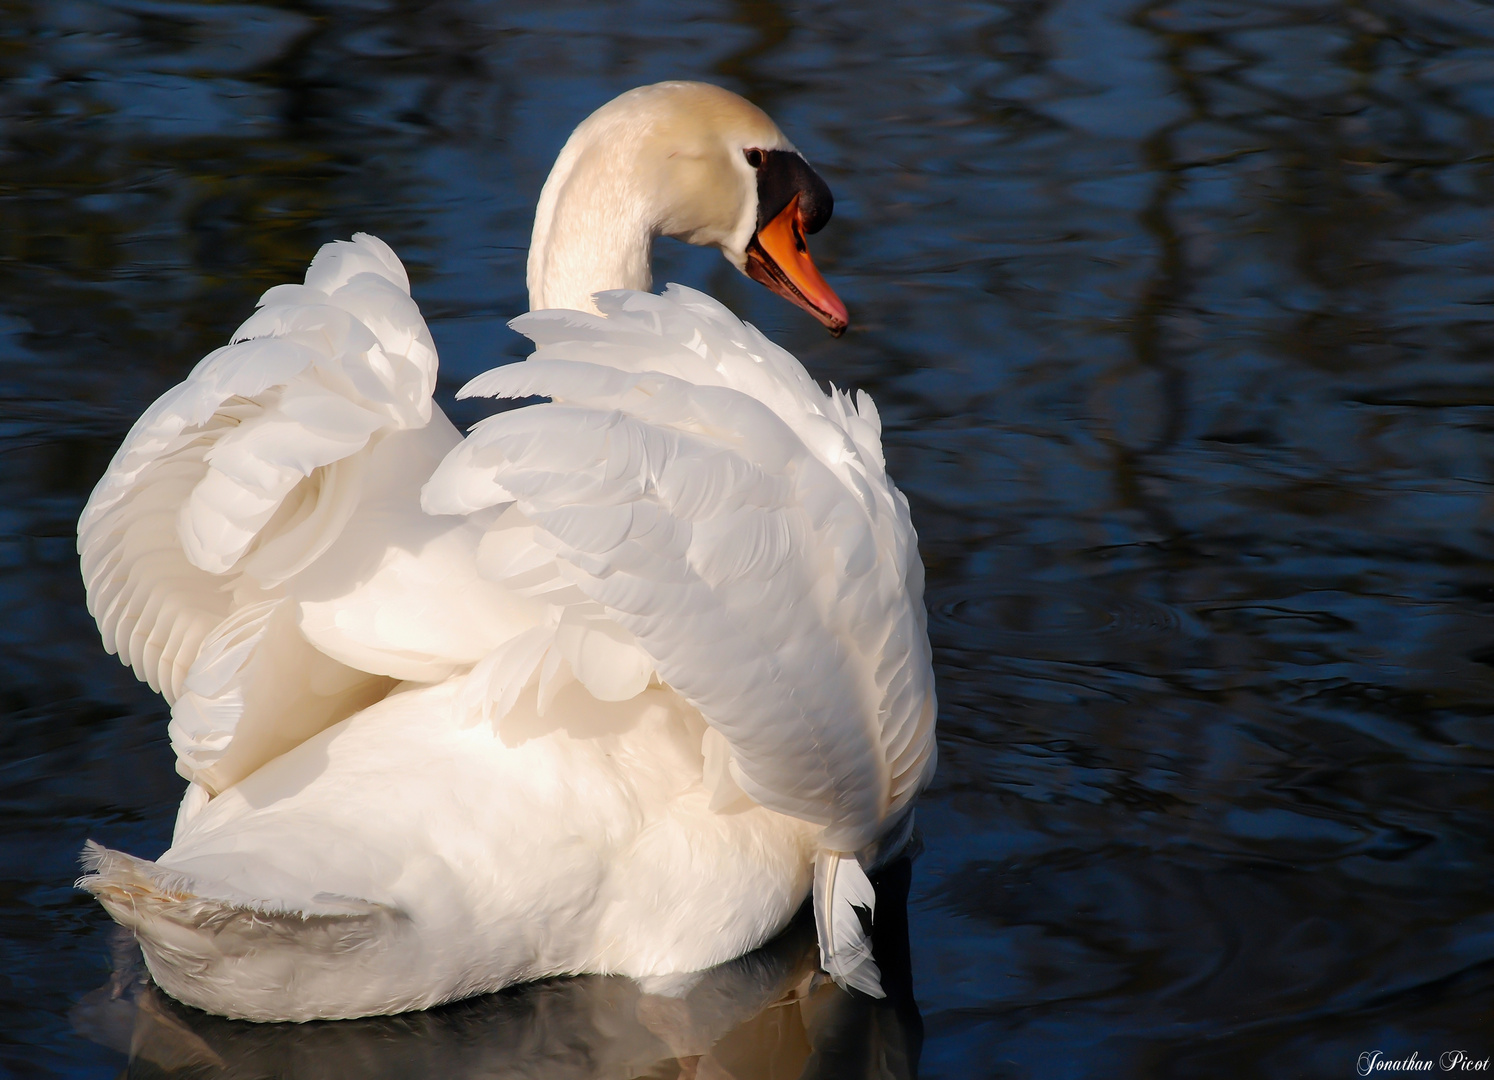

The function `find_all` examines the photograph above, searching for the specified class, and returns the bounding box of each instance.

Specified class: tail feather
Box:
[76,842,419,1021]
[78,840,390,921]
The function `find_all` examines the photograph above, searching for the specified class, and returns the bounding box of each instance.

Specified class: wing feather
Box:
[78,234,435,785]
[427,285,937,852]
[168,598,396,795]
[813,850,883,998]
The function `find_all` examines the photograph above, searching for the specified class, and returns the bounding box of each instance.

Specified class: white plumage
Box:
[77,81,935,1022]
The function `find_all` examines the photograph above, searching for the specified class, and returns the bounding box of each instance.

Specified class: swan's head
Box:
[628,82,849,336]
[530,81,850,335]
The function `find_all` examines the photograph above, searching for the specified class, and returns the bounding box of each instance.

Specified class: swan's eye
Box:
[744,148,764,169]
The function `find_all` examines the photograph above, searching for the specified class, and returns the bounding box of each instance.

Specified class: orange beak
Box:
[745,195,849,337]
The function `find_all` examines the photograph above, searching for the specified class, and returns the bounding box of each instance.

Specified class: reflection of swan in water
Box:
[73,861,922,1079]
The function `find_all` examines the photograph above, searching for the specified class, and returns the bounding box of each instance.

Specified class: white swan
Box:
[76,81,936,1023]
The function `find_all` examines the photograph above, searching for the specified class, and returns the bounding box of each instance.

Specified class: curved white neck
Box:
[527,140,657,314]
[525,83,776,316]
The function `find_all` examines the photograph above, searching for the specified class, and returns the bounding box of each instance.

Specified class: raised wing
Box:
[77,234,440,795]
[423,286,936,853]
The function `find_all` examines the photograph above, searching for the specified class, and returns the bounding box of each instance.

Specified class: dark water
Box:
[3,0,1494,1076]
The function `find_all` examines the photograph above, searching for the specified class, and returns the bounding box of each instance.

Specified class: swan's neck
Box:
[527,140,657,314]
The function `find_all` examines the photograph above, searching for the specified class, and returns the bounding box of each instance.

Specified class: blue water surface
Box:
[2,0,1493,1076]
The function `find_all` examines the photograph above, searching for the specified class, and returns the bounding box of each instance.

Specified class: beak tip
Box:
[745,206,851,340]
[823,300,849,337]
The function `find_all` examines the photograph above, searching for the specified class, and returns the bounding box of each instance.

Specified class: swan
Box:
[76,81,936,1023]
